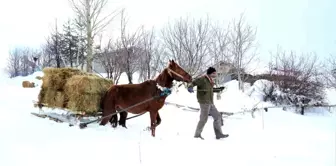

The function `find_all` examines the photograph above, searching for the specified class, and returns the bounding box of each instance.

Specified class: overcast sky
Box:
[0,0,335,73]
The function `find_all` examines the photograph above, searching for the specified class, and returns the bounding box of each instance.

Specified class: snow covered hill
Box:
[0,72,335,166]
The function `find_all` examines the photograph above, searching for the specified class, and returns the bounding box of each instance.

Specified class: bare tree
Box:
[209,22,231,85]
[119,8,144,84]
[6,48,23,78]
[39,43,56,68]
[229,13,258,91]
[44,19,64,68]
[137,27,165,82]
[5,47,41,78]
[69,0,120,72]
[96,37,123,84]
[268,46,324,100]
[74,16,87,70]
[44,31,65,68]
[161,15,212,76]
[323,54,336,88]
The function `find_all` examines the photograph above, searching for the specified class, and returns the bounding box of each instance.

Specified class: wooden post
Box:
[300,106,304,115]
[264,108,268,112]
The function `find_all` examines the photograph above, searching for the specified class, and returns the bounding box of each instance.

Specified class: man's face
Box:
[210,72,216,78]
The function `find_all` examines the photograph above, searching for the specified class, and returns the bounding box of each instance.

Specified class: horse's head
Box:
[166,59,192,83]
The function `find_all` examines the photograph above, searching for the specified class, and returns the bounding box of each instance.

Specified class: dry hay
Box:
[64,75,113,114]
[42,67,89,91]
[37,67,113,115]
[35,76,43,80]
[22,81,35,88]
[37,67,98,110]
[38,89,66,108]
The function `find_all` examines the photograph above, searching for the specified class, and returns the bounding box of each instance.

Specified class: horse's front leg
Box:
[149,110,158,137]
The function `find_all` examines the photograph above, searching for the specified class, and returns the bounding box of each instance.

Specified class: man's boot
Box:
[194,134,204,140]
[214,125,229,139]
[215,133,229,139]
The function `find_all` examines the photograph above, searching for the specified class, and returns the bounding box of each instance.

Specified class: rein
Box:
[166,68,185,81]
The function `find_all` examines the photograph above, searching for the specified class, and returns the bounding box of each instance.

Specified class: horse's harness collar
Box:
[153,66,185,98]
[156,83,172,97]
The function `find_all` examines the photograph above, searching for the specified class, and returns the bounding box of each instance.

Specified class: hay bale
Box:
[38,88,66,108]
[42,67,96,90]
[65,75,113,95]
[64,75,113,114]
[37,67,106,112]
[22,81,35,88]
[67,94,102,114]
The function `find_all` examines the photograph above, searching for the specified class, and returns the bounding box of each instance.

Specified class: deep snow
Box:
[0,72,335,166]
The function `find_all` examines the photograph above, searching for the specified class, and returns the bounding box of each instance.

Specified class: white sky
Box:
[0,0,335,72]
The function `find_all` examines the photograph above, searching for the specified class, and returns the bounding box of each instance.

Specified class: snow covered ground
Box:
[0,72,335,166]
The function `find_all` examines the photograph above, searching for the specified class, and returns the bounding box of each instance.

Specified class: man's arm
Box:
[187,77,202,88]
[187,77,202,92]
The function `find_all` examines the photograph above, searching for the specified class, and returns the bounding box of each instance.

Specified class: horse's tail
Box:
[99,90,108,112]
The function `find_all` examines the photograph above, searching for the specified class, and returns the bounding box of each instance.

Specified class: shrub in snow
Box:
[252,79,326,107]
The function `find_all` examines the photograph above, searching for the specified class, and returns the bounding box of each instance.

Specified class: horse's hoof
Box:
[121,125,127,129]
[112,123,118,128]
[151,129,156,137]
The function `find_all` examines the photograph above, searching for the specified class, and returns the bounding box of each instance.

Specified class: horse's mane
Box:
[154,68,173,88]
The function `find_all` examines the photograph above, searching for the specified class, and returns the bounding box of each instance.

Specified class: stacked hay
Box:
[38,67,84,109]
[37,67,113,114]
[22,81,35,88]
[65,75,113,115]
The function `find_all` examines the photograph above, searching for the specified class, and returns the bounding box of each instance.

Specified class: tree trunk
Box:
[69,45,73,67]
[85,0,93,73]
[127,72,133,84]
[147,62,151,80]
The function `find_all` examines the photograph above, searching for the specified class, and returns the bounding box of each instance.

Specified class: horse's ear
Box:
[171,59,175,63]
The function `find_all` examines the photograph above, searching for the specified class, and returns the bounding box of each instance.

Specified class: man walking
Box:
[187,67,229,140]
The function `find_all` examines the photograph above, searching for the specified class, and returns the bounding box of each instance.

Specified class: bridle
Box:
[166,67,188,82]
[153,66,190,90]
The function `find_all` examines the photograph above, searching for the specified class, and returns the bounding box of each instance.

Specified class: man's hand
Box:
[213,86,225,92]
[218,86,225,91]
[187,87,194,93]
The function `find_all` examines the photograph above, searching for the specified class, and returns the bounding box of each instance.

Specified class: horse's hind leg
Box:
[109,114,118,128]
[118,111,128,128]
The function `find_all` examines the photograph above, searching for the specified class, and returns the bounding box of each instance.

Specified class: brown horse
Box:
[99,60,192,137]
